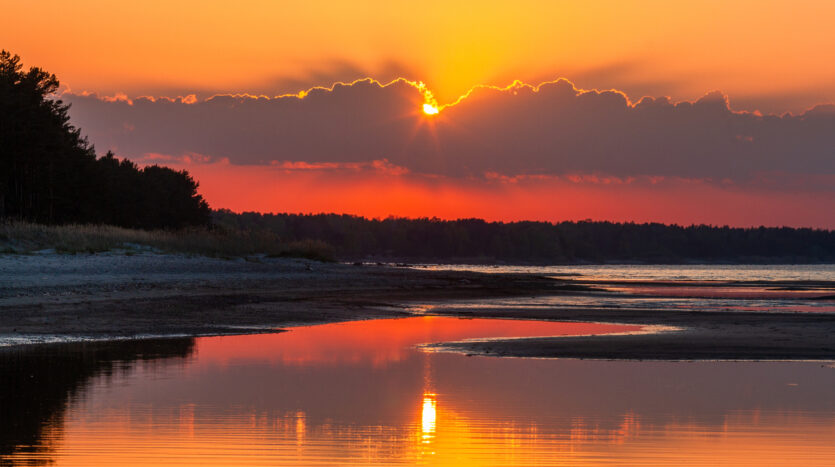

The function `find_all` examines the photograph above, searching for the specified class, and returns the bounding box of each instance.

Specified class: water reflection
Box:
[421,393,437,442]
[2,317,834,465]
[0,338,194,466]
[417,263,835,282]
[423,286,835,315]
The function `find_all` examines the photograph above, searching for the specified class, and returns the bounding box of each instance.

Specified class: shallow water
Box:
[417,263,835,282]
[2,316,834,466]
[416,264,835,314]
[419,293,835,314]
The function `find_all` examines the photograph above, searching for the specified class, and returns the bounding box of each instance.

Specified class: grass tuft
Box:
[0,221,335,261]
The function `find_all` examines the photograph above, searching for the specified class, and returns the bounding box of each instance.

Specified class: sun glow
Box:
[422,103,439,115]
[421,393,437,440]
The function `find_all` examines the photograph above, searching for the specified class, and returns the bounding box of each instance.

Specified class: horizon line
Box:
[211,208,835,231]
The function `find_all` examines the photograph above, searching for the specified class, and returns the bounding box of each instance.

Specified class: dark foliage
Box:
[214,210,835,263]
[0,51,210,228]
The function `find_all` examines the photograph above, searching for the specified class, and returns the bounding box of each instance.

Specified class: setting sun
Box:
[1,1,834,466]
[422,103,439,115]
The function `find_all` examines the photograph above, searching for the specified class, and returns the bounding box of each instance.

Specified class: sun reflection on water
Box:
[5,317,835,466]
[295,410,306,448]
[421,393,437,442]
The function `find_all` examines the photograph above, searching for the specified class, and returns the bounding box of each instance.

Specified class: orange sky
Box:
[172,159,835,228]
[4,1,834,227]
[5,0,835,114]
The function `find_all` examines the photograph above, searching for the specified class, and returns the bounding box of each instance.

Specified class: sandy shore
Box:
[424,306,835,360]
[0,252,556,345]
[1,252,833,360]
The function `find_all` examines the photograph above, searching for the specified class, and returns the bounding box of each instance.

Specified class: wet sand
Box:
[0,253,556,344]
[424,307,835,360]
[1,253,834,360]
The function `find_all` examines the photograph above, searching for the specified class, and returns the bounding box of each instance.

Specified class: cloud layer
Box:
[65,79,835,189]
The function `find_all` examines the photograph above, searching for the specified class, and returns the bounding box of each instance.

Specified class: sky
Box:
[3,0,834,227]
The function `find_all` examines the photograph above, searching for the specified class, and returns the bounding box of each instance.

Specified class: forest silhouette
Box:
[215,211,835,263]
[0,50,209,228]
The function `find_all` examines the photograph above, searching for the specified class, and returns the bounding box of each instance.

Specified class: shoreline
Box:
[1,253,834,360]
[422,302,835,360]
[422,323,835,362]
[0,252,559,345]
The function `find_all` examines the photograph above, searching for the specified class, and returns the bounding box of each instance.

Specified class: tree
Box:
[0,50,211,229]
[0,50,96,222]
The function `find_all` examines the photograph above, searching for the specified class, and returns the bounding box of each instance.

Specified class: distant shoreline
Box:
[1,252,833,360]
[4,219,834,265]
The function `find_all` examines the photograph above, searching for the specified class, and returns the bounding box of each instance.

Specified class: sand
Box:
[424,306,835,360]
[1,252,833,360]
[0,252,555,344]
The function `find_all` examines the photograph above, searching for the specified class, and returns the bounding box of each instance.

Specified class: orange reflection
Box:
[17,404,828,466]
[193,317,639,367]
[421,393,437,442]
[5,316,835,466]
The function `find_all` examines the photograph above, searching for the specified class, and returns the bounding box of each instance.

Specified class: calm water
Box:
[2,316,834,466]
[416,263,835,282]
[414,264,835,314]
[417,293,835,314]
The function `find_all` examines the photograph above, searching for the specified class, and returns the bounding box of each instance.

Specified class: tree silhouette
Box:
[0,50,210,228]
[0,50,96,223]
[214,211,835,263]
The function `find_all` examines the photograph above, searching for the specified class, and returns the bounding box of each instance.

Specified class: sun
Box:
[422,103,439,115]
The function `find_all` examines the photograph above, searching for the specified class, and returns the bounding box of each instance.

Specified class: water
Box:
[418,293,835,315]
[413,264,835,315]
[2,316,834,466]
[415,263,835,282]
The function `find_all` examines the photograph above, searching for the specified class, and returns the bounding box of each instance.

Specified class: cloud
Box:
[260,59,420,97]
[520,59,690,102]
[70,59,421,104]
[64,78,835,190]
[725,88,835,116]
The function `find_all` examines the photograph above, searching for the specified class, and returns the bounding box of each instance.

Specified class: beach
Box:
[1,252,833,360]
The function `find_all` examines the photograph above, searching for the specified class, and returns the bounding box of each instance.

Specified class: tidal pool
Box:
[2,316,834,465]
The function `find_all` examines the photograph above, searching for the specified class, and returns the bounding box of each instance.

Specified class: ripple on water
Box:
[2,316,834,466]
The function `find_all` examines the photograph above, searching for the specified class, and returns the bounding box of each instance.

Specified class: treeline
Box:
[213,210,835,263]
[0,50,210,229]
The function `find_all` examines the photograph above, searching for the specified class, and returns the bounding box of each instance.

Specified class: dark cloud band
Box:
[65,78,835,189]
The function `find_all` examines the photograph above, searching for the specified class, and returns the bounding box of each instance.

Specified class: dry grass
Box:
[0,221,335,261]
